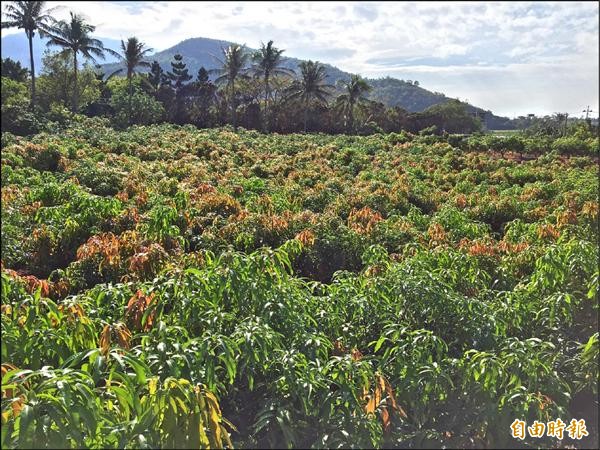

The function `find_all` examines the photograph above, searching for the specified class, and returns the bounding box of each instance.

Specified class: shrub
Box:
[551,136,593,155]
[22,142,62,172]
[111,90,165,129]
[1,101,45,136]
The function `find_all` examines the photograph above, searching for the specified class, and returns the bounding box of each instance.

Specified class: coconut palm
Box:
[212,44,250,130]
[336,74,372,133]
[1,1,56,108]
[106,37,153,121]
[286,60,333,132]
[44,12,108,112]
[251,40,294,132]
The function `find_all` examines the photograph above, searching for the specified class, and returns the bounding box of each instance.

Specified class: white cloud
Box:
[1,1,597,116]
[432,44,470,58]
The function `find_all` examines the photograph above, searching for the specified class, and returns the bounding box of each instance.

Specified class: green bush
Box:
[110,89,165,129]
[69,160,124,196]
[551,136,594,155]
[1,100,45,136]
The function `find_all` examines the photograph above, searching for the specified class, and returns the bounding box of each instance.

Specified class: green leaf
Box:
[18,405,35,447]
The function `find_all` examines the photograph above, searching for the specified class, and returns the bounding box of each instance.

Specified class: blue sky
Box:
[2,1,598,117]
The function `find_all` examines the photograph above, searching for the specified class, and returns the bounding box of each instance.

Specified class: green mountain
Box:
[368,77,448,112]
[1,33,122,73]
[101,36,351,84]
[99,36,514,129]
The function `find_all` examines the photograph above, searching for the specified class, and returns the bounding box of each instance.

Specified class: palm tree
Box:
[286,60,333,132]
[336,74,372,133]
[1,1,56,108]
[44,12,107,112]
[251,40,294,132]
[106,37,153,122]
[213,44,250,130]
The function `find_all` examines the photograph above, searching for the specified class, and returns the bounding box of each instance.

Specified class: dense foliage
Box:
[0,18,487,137]
[1,121,598,448]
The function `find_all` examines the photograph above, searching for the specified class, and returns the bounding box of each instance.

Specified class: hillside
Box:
[100,36,352,89]
[99,37,514,127]
[368,77,447,111]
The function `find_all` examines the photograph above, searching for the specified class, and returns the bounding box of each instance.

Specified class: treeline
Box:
[1,2,482,136]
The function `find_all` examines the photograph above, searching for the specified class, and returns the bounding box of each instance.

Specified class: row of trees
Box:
[1,1,482,135]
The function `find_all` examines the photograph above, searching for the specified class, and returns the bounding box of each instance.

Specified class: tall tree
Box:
[165,54,192,92]
[163,54,193,124]
[286,60,332,132]
[336,74,372,133]
[44,12,107,112]
[36,49,100,112]
[251,40,294,132]
[85,65,113,117]
[146,60,164,94]
[213,44,250,130]
[106,37,153,123]
[189,66,217,128]
[1,57,29,82]
[1,1,55,108]
[196,67,209,84]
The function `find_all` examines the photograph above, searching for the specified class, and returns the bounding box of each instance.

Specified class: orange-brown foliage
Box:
[125,290,157,332]
[427,223,447,245]
[348,206,383,234]
[99,323,132,356]
[295,229,316,247]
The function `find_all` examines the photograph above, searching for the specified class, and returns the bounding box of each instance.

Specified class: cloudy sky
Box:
[2,1,598,117]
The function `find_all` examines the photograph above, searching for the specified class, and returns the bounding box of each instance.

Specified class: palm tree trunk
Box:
[63,66,69,105]
[128,73,133,125]
[348,100,354,134]
[72,51,78,112]
[304,99,308,133]
[230,81,237,130]
[27,32,36,109]
[264,75,269,133]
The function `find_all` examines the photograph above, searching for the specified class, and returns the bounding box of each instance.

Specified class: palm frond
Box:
[1,20,20,28]
[79,48,100,63]
[103,47,122,59]
[106,67,124,79]
[45,35,70,47]
[214,74,229,85]
[85,37,105,49]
